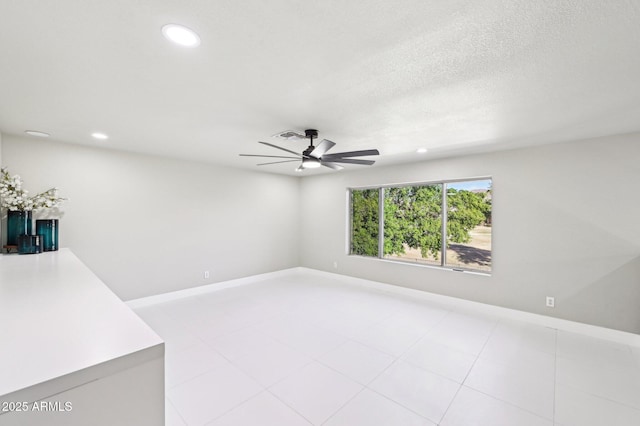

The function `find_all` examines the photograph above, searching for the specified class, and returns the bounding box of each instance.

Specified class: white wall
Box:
[300,132,640,334]
[2,135,300,300]
[4,131,640,333]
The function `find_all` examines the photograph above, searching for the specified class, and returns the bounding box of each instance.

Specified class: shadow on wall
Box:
[565,255,640,334]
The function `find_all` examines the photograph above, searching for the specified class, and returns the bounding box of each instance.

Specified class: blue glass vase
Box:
[36,219,59,251]
[6,210,32,246]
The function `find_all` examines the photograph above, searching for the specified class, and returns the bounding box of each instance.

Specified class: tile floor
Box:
[133,273,640,426]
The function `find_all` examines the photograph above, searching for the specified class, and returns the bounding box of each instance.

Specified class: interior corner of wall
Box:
[0,129,3,244]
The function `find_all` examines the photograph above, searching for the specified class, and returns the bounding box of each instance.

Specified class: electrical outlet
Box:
[333,261,338,269]
[546,296,555,308]
[204,270,210,279]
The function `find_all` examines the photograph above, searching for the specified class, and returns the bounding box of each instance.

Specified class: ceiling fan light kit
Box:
[302,157,321,169]
[240,129,379,172]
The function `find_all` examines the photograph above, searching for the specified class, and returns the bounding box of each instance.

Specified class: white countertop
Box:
[0,249,163,401]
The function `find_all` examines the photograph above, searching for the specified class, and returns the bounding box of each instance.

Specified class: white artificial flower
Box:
[0,167,66,212]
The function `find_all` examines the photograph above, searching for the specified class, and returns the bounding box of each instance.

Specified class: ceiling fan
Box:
[240,129,380,171]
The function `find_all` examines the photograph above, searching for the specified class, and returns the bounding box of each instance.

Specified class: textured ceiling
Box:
[1,0,639,175]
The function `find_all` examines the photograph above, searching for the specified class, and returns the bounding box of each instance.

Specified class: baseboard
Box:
[126,266,640,348]
[300,268,640,348]
[126,267,304,309]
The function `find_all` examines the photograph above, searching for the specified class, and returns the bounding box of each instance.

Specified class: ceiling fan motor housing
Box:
[304,129,318,140]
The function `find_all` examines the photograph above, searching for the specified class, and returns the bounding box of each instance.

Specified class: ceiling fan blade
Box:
[321,162,344,171]
[310,139,336,158]
[322,149,380,159]
[257,160,301,166]
[258,141,302,157]
[326,158,376,165]
[240,154,300,159]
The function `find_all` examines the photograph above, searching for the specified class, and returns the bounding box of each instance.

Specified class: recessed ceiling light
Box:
[25,130,50,137]
[416,147,428,154]
[91,132,109,140]
[162,24,201,47]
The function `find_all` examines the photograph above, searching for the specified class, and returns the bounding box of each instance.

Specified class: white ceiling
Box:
[1,0,639,176]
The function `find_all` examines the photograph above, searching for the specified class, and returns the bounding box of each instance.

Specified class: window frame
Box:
[348,177,492,274]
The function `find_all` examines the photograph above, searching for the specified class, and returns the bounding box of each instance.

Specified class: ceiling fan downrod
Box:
[302,129,320,168]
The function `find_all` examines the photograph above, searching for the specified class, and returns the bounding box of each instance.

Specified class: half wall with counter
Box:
[0,249,164,425]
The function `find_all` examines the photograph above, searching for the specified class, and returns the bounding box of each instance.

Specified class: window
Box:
[349,178,492,272]
[383,184,443,267]
[350,188,379,257]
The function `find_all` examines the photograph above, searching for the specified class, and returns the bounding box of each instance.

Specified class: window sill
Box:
[348,254,492,277]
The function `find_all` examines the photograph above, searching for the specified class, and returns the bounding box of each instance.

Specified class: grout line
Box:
[364,387,436,424]
[319,386,367,425]
[349,308,455,387]
[457,386,555,423]
[165,397,189,426]
[437,316,500,424]
[264,388,315,425]
[556,380,640,413]
[204,389,269,425]
[349,310,465,425]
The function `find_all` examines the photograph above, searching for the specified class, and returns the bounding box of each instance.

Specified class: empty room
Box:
[1,1,639,425]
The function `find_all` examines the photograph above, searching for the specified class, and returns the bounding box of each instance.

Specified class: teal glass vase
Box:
[36,219,59,251]
[17,234,42,254]
[6,210,32,246]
